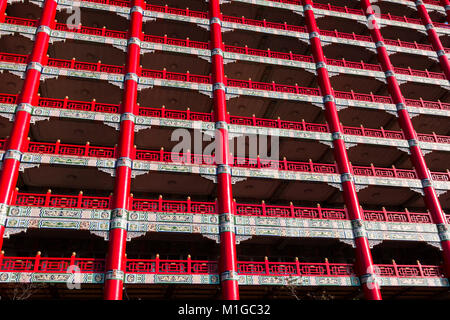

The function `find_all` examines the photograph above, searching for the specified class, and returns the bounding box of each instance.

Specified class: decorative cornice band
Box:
[16,103,33,114]
[213,82,226,92]
[211,48,224,57]
[309,31,319,39]
[210,17,221,26]
[105,269,125,281]
[407,139,419,147]
[3,149,22,161]
[323,95,334,103]
[128,37,141,47]
[421,178,432,188]
[0,203,7,226]
[351,219,367,238]
[340,173,353,183]
[437,50,446,57]
[215,121,228,130]
[217,164,231,174]
[375,41,384,48]
[219,212,235,233]
[36,25,52,35]
[316,61,326,69]
[384,70,394,78]
[131,6,143,15]
[437,223,450,241]
[116,157,133,168]
[220,271,239,281]
[26,62,43,73]
[360,273,378,285]
[395,103,406,111]
[125,73,139,82]
[120,112,136,123]
[331,132,343,141]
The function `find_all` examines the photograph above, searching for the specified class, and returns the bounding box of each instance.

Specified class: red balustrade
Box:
[11,191,450,224]
[0,254,443,279]
[39,0,449,52]
[2,92,449,144]
[0,137,449,181]
[2,52,450,112]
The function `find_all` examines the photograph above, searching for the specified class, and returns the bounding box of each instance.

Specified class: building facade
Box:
[0,0,449,299]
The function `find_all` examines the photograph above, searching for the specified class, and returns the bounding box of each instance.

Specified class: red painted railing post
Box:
[361,0,450,281]
[70,252,76,267]
[417,260,425,277]
[44,189,51,207]
[324,258,330,276]
[209,0,239,300]
[290,201,295,218]
[295,257,300,276]
[77,191,83,208]
[264,256,269,275]
[155,254,160,273]
[302,0,381,300]
[415,1,450,81]
[187,254,191,274]
[382,207,389,222]
[34,251,41,272]
[0,0,57,252]
[103,0,144,301]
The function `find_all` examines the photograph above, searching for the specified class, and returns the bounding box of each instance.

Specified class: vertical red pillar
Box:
[0,0,7,22]
[0,0,56,250]
[301,0,382,300]
[361,0,450,279]
[440,0,450,24]
[103,0,143,300]
[415,1,450,80]
[209,0,239,300]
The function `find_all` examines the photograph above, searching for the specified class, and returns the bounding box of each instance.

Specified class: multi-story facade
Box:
[0,0,449,300]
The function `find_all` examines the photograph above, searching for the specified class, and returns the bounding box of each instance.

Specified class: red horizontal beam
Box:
[0,253,444,279]
[11,190,449,224]
[4,16,446,81]
[0,52,448,112]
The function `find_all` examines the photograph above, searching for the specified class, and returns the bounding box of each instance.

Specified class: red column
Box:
[103,0,143,300]
[0,0,56,250]
[301,0,381,300]
[209,0,239,300]
[440,0,450,24]
[0,0,6,22]
[415,1,450,80]
[361,0,450,279]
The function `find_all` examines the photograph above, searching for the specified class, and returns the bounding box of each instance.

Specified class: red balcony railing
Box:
[2,94,448,144]
[9,16,446,81]
[11,190,450,224]
[1,138,450,182]
[1,52,449,112]
[0,254,445,279]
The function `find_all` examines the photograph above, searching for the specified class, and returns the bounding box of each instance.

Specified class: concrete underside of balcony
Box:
[0,280,448,299]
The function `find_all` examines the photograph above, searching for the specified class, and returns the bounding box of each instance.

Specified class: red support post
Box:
[302,0,382,300]
[415,1,450,80]
[0,0,57,251]
[0,0,6,23]
[440,0,450,24]
[103,0,144,301]
[360,0,450,281]
[209,0,240,300]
